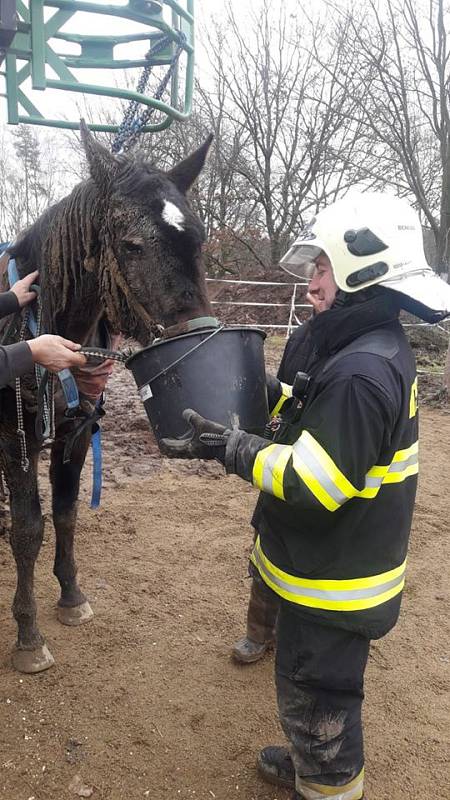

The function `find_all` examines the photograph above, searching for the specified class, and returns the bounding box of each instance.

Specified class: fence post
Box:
[286,283,298,338]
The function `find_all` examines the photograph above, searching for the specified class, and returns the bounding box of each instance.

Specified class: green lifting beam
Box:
[0,0,194,132]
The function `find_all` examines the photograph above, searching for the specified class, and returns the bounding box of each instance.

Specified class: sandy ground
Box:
[0,340,449,800]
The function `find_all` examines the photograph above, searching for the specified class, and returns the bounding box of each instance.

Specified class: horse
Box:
[0,121,213,673]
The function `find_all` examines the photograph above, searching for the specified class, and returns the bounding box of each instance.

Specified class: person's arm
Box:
[0,290,20,319]
[0,270,39,320]
[0,341,34,385]
[0,335,87,388]
[226,375,397,509]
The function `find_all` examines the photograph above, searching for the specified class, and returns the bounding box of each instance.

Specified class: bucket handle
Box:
[138,325,225,390]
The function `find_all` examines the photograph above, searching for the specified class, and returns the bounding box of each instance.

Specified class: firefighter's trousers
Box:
[276,603,370,800]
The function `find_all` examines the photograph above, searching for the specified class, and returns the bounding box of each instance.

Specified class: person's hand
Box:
[11,270,39,307]
[160,408,230,461]
[306,289,324,314]
[28,334,87,373]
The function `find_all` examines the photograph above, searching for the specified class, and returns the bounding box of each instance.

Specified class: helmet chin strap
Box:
[331,284,386,309]
[332,289,348,308]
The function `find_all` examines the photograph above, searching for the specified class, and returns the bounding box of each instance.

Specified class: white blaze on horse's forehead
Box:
[162,200,185,232]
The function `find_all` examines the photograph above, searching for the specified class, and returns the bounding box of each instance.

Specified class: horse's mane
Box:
[9,179,102,334]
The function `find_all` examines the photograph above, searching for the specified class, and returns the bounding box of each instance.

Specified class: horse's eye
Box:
[122,240,144,255]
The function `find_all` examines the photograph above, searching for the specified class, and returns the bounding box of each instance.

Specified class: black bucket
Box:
[125,326,268,442]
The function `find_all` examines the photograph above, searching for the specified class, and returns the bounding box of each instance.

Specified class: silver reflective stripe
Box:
[388,452,418,473]
[260,445,290,494]
[293,438,348,506]
[364,452,418,490]
[364,475,383,489]
[252,546,405,602]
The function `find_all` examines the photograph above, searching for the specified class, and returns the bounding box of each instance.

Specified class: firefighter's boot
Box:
[232,636,273,664]
[256,745,295,789]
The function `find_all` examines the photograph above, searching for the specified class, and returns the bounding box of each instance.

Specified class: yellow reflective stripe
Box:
[271,446,292,500]
[270,381,292,417]
[293,433,418,508]
[250,537,406,612]
[382,462,418,483]
[267,577,405,611]
[253,536,406,591]
[254,429,417,510]
[298,767,364,800]
[252,444,276,491]
[253,444,292,499]
[366,465,390,478]
[292,449,340,511]
[392,441,418,461]
[299,430,357,499]
[358,441,418,496]
[251,555,405,611]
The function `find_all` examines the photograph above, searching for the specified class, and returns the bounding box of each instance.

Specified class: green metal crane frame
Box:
[0,0,194,132]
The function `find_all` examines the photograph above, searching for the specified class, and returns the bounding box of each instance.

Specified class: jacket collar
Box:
[309,292,400,357]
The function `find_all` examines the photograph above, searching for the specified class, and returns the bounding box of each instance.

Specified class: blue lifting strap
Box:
[90,422,102,509]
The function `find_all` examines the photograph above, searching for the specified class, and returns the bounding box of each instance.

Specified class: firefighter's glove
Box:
[160,409,231,463]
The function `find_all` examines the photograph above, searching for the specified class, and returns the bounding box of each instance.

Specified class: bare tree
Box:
[0,125,63,241]
[327,0,450,275]
[200,1,371,269]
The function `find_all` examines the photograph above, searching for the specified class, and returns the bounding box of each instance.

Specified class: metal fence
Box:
[207,277,450,337]
[206,277,309,338]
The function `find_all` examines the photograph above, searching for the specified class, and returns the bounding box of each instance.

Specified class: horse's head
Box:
[80,121,213,344]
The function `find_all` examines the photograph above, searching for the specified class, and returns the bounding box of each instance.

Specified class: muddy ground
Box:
[0,338,449,800]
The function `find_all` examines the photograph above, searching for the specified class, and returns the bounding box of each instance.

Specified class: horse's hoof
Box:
[12,643,55,674]
[57,600,94,626]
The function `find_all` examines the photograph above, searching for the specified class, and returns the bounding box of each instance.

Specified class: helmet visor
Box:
[279,243,323,279]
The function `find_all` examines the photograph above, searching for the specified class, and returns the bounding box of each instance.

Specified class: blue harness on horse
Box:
[7,257,81,412]
[5,255,103,508]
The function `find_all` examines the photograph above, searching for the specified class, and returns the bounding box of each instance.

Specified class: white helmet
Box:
[280,191,450,322]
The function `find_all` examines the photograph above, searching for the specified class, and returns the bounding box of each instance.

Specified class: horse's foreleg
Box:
[50,429,94,626]
[6,453,55,673]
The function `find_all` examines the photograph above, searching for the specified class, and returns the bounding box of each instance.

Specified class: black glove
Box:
[267,372,287,416]
[160,408,231,462]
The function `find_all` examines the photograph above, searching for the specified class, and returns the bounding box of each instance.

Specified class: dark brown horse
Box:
[0,121,212,673]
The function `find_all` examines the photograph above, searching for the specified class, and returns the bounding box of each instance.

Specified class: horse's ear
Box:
[167,134,213,194]
[80,119,118,188]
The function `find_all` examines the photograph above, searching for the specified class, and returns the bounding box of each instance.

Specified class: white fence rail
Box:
[206,277,308,337]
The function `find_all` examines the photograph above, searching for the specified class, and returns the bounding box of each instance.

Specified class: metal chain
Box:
[79,347,128,363]
[48,372,55,442]
[34,298,52,442]
[16,310,30,472]
[0,470,6,501]
[111,31,187,154]
[15,293,59,470]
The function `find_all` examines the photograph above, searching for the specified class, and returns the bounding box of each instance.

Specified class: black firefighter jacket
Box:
[226,292,418,639]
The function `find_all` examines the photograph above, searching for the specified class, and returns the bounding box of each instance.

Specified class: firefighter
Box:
[161,192,450,800]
